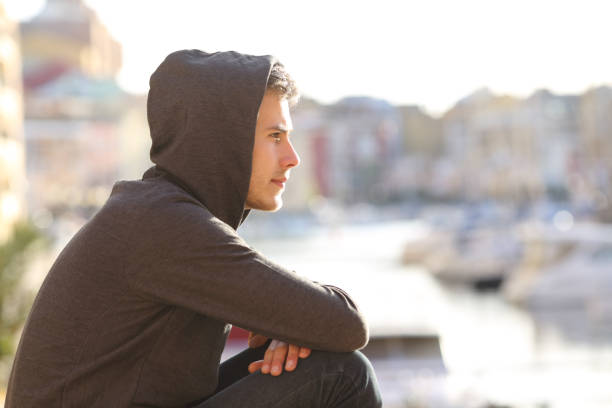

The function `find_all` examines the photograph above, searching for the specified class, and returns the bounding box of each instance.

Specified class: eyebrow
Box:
[265,125,293,133]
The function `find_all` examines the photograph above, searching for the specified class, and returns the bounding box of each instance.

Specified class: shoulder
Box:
[107,177,241,245]
[104,177,205,219]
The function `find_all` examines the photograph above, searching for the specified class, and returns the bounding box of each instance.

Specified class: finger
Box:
[270,341,289,376]
[248,333,268,348]
[248,360,263,373]
[261,339,279,374]
[285,344,300,372]
[299,347,312,359]
[247,331,254,347]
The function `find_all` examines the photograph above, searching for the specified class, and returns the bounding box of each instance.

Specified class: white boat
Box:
[502,222,612,308]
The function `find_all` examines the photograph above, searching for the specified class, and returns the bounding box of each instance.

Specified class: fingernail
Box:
[272,365,280,375]
[262,364,269,373]
[286,361,294,370]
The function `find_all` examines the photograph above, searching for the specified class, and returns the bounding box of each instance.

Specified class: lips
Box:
[271,177,287,188]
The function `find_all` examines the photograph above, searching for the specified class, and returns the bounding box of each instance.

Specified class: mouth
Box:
[271,177,288,189]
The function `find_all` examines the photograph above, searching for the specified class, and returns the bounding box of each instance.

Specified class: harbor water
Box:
[245,218,612,408]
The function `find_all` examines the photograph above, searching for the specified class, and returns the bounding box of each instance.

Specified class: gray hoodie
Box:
[6,49,368,408]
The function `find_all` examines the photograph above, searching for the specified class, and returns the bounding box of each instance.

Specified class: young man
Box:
[7,50,382,407]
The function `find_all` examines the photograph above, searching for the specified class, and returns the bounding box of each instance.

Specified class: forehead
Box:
[257,92,292,128]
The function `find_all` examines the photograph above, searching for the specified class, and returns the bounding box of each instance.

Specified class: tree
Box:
[0,221,46,360]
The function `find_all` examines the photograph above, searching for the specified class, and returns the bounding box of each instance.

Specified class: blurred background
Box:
[1,0,611,407]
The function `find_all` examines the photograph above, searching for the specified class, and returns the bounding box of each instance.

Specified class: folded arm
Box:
[128,203,368,353]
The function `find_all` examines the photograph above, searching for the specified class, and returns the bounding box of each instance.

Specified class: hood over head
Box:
[144,49,277,229]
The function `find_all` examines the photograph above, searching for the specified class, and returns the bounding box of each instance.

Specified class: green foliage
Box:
[0,221,46,358]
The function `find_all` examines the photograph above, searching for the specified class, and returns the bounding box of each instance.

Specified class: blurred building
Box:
[399,105,443,158]
[20,0,121,82]
[282,96,414,209]
[578,86,612,220]
[271,86,612,212]
[443,88,521,201]
[390,105,444,200]
[439,88,583,203]
[324,96,403,204]
[520,89,580,200]
[0,2,25,242]
[20,0,132,221]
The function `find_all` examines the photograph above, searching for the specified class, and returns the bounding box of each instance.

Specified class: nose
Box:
[281,140,300,169]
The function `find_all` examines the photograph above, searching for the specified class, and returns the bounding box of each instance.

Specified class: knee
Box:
[320,350,382,407]
[336,351,375,381]
[343,351,379,388]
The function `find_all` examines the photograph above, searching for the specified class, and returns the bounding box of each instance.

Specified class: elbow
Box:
[337,313,369,352]
[350,316,370,350]
[315,285,370,351]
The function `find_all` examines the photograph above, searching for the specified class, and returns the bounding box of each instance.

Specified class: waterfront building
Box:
[0,2,25,242]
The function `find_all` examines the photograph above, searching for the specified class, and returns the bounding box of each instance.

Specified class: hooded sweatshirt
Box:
[6,50,368,408]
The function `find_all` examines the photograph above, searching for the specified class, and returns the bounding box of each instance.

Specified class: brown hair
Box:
[266,63,299,107]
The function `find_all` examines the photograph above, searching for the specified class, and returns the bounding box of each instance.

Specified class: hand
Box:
[247,337,311,376]
[247,331,269,349]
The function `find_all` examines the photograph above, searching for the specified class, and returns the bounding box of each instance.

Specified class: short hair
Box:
[266,63,299,107]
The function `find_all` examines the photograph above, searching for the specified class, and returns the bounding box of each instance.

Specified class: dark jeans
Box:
[195,342,382,407]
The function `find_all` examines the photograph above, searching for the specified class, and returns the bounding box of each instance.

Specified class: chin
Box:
[248,197,283,212]
[264,200,283,212]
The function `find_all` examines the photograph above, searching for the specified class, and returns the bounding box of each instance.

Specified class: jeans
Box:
[195,342,382,407]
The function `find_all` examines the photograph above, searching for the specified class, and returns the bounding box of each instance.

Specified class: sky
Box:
[3,0,612,115]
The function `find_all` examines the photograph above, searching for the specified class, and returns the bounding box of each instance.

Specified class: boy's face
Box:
[245,91,300,211]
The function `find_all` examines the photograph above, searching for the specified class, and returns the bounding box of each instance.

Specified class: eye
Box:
[270,133,282,144]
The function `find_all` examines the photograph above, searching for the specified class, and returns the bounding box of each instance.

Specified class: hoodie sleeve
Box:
[127,198,368,352]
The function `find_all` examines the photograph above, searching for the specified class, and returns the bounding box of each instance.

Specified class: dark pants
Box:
[195,342,382,407]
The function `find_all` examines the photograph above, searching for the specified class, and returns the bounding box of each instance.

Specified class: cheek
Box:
[250,151,269,185]
[252,143,276,171]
